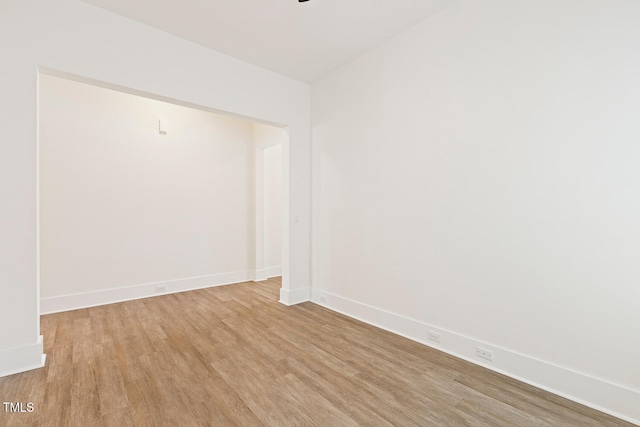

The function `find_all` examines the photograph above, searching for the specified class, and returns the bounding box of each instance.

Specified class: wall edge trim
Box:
[0,336,46,378]
[279,286,310,306]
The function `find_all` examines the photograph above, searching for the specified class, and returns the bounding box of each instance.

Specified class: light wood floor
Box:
[0,278,633,426]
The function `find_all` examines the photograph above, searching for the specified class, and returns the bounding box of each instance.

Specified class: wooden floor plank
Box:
[0,277,634,427]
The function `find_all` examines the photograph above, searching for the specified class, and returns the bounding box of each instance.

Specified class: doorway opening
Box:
[253,133,284,282]
[38,70,289,314]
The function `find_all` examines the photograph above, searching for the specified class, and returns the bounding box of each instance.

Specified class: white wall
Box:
[311,0,640,422]
[265,144,283,272]
[252,123,286,280]
[39,74,259,309]
[0,0,310,377]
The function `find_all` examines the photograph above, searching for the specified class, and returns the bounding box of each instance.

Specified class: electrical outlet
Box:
[155,285,167,293]
[476,346,493,361]
[427,330,441,343]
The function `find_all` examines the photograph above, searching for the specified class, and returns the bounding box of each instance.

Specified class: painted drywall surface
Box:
[312,0,640,412]
[0,0,309,368]
[265,144,283,271]
[39,74,254,297]
[251,123,286,277]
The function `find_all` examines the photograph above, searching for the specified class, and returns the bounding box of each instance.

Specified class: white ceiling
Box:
[80,0,454,83]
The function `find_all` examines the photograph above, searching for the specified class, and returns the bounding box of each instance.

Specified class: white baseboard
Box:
[253,269,268,282]
[279,286,310,306]
[310,289,640,426]
[252,266,281,282]
[41,270,253,314]
[266,265,282,278]
[0,336,46,378]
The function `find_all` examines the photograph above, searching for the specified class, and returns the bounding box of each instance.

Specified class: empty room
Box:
[1,0,638,426]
